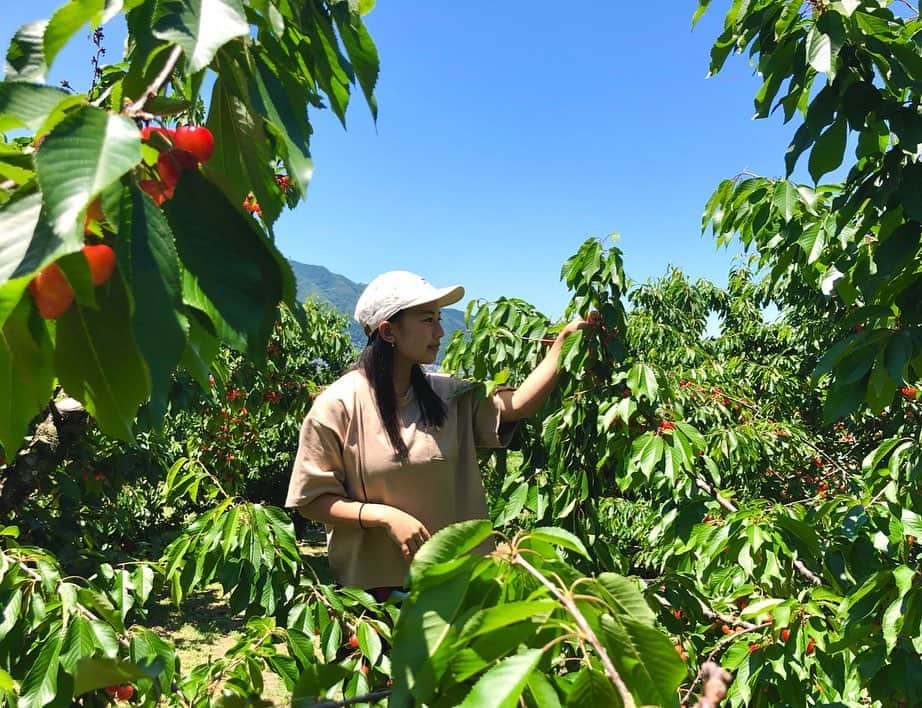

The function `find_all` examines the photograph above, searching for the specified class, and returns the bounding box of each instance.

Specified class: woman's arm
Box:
[300,494,432,560]
[496,314,598,422]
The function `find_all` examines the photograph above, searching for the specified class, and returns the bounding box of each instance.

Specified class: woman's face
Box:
[388,303,445,365]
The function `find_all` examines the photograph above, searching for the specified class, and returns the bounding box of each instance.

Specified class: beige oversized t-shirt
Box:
[285,369,515,589]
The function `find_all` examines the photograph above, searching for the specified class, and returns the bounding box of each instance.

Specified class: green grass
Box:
[147,541,331,705]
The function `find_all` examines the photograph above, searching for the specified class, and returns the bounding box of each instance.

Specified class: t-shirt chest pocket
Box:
[406,427,450,464]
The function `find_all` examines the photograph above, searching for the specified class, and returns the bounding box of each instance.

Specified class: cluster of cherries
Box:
[26,124,216,320]
[139,124,215,205]
[28,240,115,319]
[103,684,133,701]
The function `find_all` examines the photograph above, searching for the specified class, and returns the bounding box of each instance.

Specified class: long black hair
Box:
[357,313,447,461]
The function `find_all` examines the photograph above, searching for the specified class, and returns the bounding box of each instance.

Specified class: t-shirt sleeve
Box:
[285,409,348,509]
[472,386,518,449]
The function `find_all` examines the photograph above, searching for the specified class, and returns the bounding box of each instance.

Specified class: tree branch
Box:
[693,662,732,708]
[0,397,88,517]
[512,553,635,708]
[124,45,183,117]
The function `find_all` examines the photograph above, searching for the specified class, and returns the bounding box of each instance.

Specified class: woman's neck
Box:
[392,356,414,398]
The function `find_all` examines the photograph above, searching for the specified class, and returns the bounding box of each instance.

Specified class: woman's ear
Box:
[378,321,396,345]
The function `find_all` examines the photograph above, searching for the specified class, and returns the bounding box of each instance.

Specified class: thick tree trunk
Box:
[0,397,88,519]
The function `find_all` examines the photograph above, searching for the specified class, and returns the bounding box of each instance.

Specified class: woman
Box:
[285,270,593,599]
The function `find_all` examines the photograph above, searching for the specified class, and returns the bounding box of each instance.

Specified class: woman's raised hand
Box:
[557,310,602,341]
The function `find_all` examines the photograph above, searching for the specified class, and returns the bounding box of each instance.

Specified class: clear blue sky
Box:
[2,3,804,320]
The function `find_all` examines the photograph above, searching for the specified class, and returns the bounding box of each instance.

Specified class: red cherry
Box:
[83,244,116,286]
[140,125,173,144]
[780,628,790,642]
[115,684,133,700]
[157,149,198,188]
[359,663,369,676]
[104,686,118,697]
[28,262,74,319]
[139,179,173,206]
[806,637,815,655]
[172,125,214,163]
[748,644,759,653]
[348,634,359,649]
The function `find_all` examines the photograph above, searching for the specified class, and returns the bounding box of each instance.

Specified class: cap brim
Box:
[406,284,464,312]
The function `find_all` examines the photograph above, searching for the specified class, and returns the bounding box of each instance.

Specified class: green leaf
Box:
[301,2,352,126]
[595,574,656,624]
[0,194,82,304]
[4,21,49,82]
[740,598,784,620]
[357,620,382,667]
[808,117,847,183]
[866,356,895,413]
[164,170,285,358]
[204,70,281,225]
[627,362,658,400]
[60,617,98,673]
[493,481,527,527]
[120,183,188,419]
[598,612,686,706]
[566,668,620,707]
[459,648,543,708]
[180,313,219,388]
[0,83,77,133]
[18,631,62,708]
[248,51,315,192]
[528,526,589,559]
[130,628,176,692]
[631,433,664,479]
[331,3,379,120]
[391,572,470,705]
[796,222,826,264]
[44,0,105,70]
[673,421,705,452]
[55,271,150,441]
[34,106,141,236]
[0,298,54,454]
[806,25,832,73]
[73,656,149,697]
[146,95,191,116]
[154,0,249,73]
[527,671,562,708]
[0,190,48,283]
[410,519,492,586]
[458,600,558,643]
[824,377,865,423]
[901,509,922,538]
[772,181,798,223]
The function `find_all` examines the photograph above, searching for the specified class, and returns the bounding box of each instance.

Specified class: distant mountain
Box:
[289,261,467,359]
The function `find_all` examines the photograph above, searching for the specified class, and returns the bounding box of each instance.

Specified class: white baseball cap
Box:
[354,271,464,336]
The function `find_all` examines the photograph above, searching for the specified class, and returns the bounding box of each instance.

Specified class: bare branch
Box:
[124,45,183,117]
[513,553,635,708]
[693,662,732,708]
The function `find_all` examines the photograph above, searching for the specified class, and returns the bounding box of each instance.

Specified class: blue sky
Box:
[2,3,805,319]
